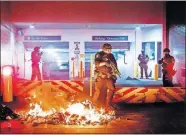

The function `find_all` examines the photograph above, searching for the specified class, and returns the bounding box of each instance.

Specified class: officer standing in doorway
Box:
[93,43,121,111]
[31,46,43,81]
[138,50,149,79]
[158,48,176,87]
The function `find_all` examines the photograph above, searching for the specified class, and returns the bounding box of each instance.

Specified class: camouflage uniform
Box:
[31,47,42,81]
[93,50,119,109]
[158,52,175,87]
[138,53,149,78]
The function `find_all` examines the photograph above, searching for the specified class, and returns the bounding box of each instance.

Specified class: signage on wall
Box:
[74,42,80,55]
[74,42,80,44]
[92,36,128,41]
[73,42,81,76]
[24,36,61,40]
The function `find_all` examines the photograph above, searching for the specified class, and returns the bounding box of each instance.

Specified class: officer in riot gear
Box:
[31,46,43,81]
[138,50,149,79]
[158,48,176,87]
[93,43,120,111]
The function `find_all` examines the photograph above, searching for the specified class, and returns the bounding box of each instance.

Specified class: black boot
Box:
[0,104,20,120]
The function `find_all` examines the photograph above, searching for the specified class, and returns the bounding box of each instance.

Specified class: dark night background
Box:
[166,1,185,25]
[166,1,186,47]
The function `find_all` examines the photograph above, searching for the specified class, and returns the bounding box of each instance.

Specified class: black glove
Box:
[40,51,43,55]
[158,59,163,64]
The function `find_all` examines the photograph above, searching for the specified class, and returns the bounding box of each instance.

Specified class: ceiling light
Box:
[30,24,35,29]
[136,26,141,30]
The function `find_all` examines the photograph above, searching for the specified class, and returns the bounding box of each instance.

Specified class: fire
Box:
[66,103,85,115]
[28,103,56,117]
[18,100,116,126]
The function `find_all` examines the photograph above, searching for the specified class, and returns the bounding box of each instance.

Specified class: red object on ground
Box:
[0,120,24,133]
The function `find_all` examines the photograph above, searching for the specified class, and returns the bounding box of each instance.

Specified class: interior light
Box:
[30,24,35,29]
[2,66,13,76]
[136,26,141,30]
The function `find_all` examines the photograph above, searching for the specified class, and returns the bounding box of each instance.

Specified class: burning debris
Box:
[17,100,116,126]
[1,88,116,127]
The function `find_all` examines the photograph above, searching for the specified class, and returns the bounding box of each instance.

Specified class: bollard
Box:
[78,72,80,78]
[78,61,83,79]
[80,61,83,79]
[133,62,137,78]
[90,55,93,97]
[2,66,13,102]
[154,64,158,80]
[72,61,74,78]
[82,63,84,78]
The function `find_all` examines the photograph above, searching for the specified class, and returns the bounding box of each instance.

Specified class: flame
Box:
[28,102,56,117]
[66,103,85,115]
[18,100,116,126]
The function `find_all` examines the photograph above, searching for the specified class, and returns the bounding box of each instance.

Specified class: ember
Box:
[17,100,116,126]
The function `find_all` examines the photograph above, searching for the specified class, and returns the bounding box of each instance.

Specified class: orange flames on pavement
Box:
[18,100,116,126]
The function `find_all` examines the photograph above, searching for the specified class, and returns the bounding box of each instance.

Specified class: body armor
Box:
[158,54,176,79]
[94,51,120,82]
[138,54,149,65]
[138,53,149,78]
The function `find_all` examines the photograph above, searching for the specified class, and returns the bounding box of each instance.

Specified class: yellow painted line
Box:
[47,83,61,92]
[163,88,184,102]
[115,87,130,94]
[128,93,145,103]
[158,94,172,103]
[52,81,77,93]
[144,89,158,103]
[177,88,186,94]
[17,81,40,95]
[68,81,84,91]
[115,88,145,102]
[115,87,138,95]
[26,85,42,97]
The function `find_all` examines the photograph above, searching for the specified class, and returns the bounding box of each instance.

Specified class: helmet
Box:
[102,43,112,49]
[34,46,40,51]
[163,48,170,52]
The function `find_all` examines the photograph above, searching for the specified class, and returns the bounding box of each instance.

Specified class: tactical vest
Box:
[94,51,117,81]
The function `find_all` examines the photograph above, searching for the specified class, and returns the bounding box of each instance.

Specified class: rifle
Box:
[109,59,121,78]
[40,51,43,56]
[102,57,121,78]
